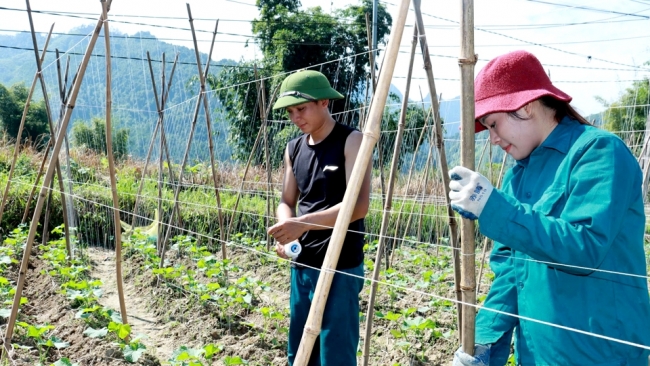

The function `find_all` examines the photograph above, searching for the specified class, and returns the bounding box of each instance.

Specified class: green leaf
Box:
[83,327,108,338]
[203,343,222,359]
[123,342,146,363]
[224,356,247,365]
[52,357,79,366]
[50,336,70,349]
[390,329,404,338]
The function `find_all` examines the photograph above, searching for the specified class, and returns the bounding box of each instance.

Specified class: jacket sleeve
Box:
[475,241,519,345]
[478,135,641,275]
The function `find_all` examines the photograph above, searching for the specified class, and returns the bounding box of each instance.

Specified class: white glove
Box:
[448,166,493,220]
[453,344,490,366]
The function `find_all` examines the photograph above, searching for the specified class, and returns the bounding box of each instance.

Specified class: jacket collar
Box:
[516,116,578,167]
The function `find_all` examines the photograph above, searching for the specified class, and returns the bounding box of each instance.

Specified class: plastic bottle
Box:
[283,241,302,259]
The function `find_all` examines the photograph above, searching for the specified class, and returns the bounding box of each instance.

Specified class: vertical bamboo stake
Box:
[184,18,224,249]
[459,0,477,354]
[160,3,219,260]
[134,52,179,233]
[225,84,279,241]
[100,0,128,326]
[365,12,376,92]
[25,2,73,259]
[412,0,463,341]
[388,106,433,264]
[293,0,410,363]
[364,10,386,213]
[144,52,184,250]
[158,54,165,255]
[253,69,272,252]
[194,21,227,261]
[362,24,417,366]
[2,5,106,353]
[0,24,53,228]
[416,87,435,241]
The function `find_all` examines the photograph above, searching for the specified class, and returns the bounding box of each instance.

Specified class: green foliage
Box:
[598,77,649,151]
[0,82,50,148]
[72,117,129,160]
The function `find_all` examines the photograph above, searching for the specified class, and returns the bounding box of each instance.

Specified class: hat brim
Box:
[474,87,571,133]
[272,89,344,110]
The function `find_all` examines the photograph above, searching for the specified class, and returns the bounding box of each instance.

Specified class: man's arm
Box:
[268,131,372,244]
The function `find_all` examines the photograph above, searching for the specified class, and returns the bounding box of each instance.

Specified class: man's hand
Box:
[275,241,289,259]
[267,219,308,245]
[448,166,494,220]
[453,344,490,366]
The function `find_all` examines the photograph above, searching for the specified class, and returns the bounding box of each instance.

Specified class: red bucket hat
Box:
[474,50,572,133]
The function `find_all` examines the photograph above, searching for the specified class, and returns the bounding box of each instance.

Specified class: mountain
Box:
[0,26,237,162]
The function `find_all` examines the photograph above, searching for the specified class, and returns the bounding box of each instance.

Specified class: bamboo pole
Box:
[25,2,73,260]
[416,88,436,241]
[157,53,166,259]
[388,110,431,265]
[100,0,128,326]
[194,21,227,261]
[41,180,54,246]
[2,4,107,354]
[224,85,279,241]
[292,0,410,363]
[58,51,78,240]
[411,0,463,342]
[459,0,477,354]
[0,24,53,229]
[361,24,417,366]
[365,12,376,92]
[160,3,219,261]
[253,68,272,252]
[134,51,179,236]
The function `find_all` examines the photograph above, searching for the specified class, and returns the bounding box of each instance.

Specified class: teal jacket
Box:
[477,117,650,365]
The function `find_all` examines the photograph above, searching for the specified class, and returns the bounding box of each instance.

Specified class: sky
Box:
[1,0,649,118]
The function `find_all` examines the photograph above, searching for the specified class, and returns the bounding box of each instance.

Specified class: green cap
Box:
[272,70,344,110]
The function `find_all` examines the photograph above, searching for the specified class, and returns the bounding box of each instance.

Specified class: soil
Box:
[3,243,459,365]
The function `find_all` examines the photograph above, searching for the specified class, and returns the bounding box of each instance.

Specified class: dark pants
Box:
[288,263,364,366]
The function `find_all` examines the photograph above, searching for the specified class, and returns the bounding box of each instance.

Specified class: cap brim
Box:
[474,87,571,133]
[273,95,310,110]
[273,89,344,110]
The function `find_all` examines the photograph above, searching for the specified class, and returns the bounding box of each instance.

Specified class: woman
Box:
[450,50,650,365]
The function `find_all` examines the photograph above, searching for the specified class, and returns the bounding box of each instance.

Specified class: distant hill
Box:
[0,26,237,162]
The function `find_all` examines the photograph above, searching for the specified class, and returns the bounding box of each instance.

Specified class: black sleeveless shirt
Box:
[287,122,365,270]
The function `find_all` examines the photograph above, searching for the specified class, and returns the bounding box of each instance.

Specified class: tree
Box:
[72,117,129,160]
[0,82,50,148]
[209,0,392,164]
[598,77,649,152]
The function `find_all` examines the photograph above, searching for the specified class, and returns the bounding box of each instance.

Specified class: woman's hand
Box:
[448,166,494,220]
[453,344,491,366]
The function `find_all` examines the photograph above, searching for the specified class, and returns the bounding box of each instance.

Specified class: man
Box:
[267,70,371,365]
